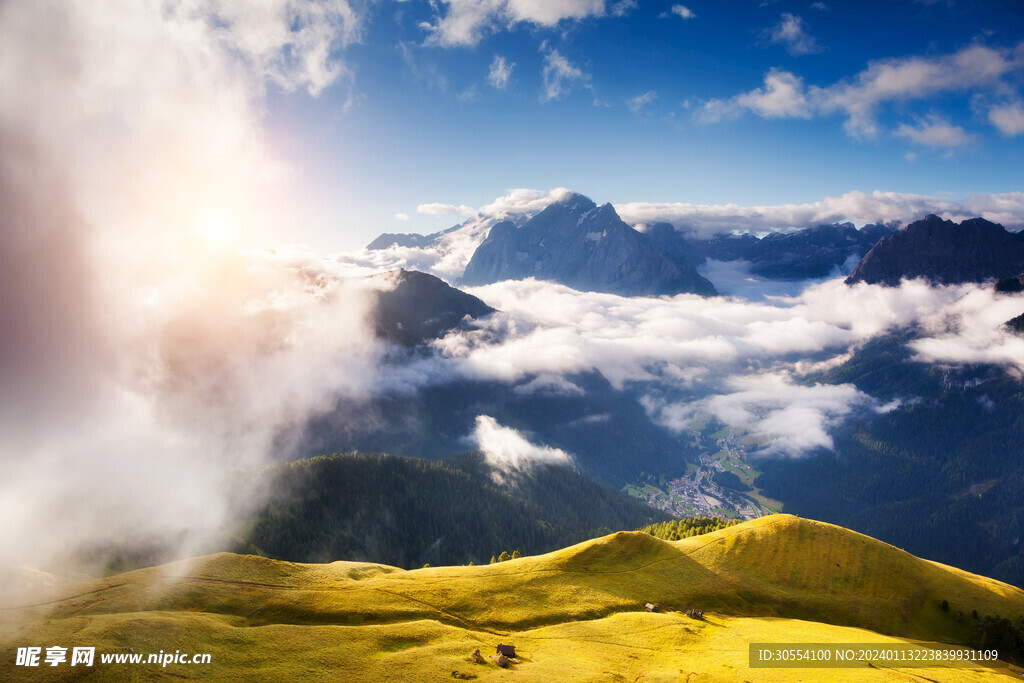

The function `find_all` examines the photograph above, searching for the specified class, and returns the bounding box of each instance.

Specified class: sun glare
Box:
[195,209,236,246]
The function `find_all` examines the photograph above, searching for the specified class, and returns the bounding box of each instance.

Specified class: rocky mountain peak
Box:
[461,195,715,296]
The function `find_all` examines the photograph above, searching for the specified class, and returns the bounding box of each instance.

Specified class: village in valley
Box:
[625,423,783,521]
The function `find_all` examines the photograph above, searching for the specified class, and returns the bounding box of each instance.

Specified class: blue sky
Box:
[258,0,1024,250]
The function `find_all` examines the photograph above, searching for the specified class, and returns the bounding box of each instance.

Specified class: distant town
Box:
[625,423,782,521]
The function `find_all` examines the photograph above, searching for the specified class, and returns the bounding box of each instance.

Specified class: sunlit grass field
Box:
[4,515,1023,681]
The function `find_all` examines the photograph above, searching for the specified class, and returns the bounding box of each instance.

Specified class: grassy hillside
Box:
[4,515,1023,681]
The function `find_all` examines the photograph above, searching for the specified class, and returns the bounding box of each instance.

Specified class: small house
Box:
[495,644,517,658]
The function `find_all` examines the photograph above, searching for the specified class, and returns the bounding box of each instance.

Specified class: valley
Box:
[626,423,782,521]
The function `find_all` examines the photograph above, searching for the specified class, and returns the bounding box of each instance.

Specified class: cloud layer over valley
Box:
[407,277,1017,457]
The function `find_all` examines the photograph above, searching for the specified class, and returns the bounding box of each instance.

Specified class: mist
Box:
[470,415,574,484]
[0,0,367,579]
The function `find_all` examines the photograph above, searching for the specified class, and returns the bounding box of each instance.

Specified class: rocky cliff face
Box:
[461,193,716,296]
[845,215,1024,286]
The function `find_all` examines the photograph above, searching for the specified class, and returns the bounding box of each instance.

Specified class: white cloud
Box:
[825,43,1022,137]
[470,415,572,481]
[735,69,812,119]
[458,84,481,102]
[700,69,811,122]
[421,0,605,48]
[671,5,696,19]
[701,69,808,123]
[610,0,638,17]
[368,276,1003,460]
[508,0,605,25]
[395,212,411,221]
[340,212,510,281]
[417,202,476,215]
[615,190,1024,238]
[542,49,590,101]
[479,187,577,215]
[418,0,505,48]
[513,374,585,396]
[644,374,882,456]
[702,42,1024,138]
[628,90,658,114]
[427,278,971,391]
[764,13,821,56]
[909,287,1024,374]
[0,0,366,573]
[398,40,449,91]
[989,102,1024,136]
[895,115,973,148]
[488,55,514,89]
[193,0,363,96]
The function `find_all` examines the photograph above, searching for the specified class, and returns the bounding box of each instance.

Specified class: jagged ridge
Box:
[847,214,1024,286]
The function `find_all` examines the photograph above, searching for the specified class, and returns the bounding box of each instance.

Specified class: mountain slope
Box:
[234,451,669,568]
[462,193,716,296]
[367,269,494,347]
[298,372,696,485]
[756,330,1024,586]
[846,215,1024,285]
[5,515,1022,681]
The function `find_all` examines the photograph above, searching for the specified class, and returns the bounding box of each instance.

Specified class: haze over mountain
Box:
[699,223,897,280]
[641,220,897,282]
[847,215,1024,286]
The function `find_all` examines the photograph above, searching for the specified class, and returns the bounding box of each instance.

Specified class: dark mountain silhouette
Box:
[846,215,1024,286]
[368,269,494,347]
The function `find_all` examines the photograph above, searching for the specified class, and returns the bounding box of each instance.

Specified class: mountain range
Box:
[369,198,1024,294]
[692,221,897,279]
